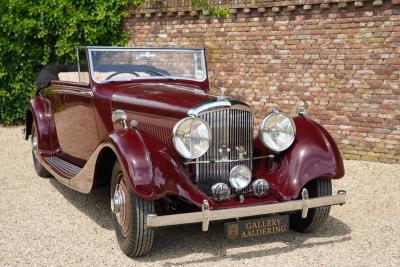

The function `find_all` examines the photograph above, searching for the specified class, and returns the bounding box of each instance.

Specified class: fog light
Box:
[229,165,252,190]
[252,179,269,198]
[211,183,230,201]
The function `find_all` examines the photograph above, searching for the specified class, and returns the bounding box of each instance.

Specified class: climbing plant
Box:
[0,0,228,124]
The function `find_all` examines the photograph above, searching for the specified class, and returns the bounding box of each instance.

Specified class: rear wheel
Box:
[290,179,332,232]
[31,122,51,178]
[110,161,155,257]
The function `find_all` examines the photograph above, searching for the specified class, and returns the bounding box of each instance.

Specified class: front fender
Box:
[262,116,345,201]
[107,128,207,204]
[106,129,154,199]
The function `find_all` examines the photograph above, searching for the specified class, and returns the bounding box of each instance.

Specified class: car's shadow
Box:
[50,180,114,230]
[50,180,351,264]
[148,216,351,265]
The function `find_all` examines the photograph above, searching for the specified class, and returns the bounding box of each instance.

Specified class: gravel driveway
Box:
[0,126,399,266]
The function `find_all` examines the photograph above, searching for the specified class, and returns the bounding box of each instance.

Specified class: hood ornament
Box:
[219,87,226,96]
[217,87,227,100]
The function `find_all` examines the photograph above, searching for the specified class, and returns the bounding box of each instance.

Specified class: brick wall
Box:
[124,0,400,163]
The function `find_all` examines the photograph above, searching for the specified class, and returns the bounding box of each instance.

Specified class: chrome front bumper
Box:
[147,189,346,231]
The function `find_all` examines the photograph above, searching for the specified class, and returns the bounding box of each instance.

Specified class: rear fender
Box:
[27,96,59,154]
[259,116,345,201]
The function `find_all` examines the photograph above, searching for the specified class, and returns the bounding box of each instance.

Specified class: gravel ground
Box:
[0,126,399,266]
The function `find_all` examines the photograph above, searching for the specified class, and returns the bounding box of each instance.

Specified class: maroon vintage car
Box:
[24,46,346,257]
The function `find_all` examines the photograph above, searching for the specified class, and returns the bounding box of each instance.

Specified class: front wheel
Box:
[290,179,332,232]
[110,161,155,257]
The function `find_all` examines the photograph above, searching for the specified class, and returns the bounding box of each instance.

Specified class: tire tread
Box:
[290,179,332,233]
[111,161,154,257]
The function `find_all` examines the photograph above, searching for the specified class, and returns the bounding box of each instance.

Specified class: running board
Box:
[42,155,94,193]
[45,156,82,178]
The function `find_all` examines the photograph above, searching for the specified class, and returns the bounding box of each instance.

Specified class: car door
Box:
[46,81,99,167]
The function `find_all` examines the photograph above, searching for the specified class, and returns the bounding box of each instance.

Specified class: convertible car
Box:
[24,47,346,257]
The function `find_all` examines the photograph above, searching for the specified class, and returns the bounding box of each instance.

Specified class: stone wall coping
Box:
[130,0,397,16]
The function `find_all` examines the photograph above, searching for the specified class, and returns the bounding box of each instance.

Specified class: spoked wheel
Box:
[31,122,51,178]
[290,179,332,232]
[110,161,155,257]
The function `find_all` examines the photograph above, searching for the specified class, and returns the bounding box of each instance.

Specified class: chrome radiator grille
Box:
[195,107,253,196]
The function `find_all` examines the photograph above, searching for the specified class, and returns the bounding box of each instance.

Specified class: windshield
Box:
[88,48,207,83]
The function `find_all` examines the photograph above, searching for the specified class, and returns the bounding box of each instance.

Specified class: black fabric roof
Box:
[35,65,78,93]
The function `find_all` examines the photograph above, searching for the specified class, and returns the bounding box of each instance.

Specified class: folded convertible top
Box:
[35,65,78,93]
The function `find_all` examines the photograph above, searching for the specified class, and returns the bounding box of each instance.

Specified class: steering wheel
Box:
[105,71,139,80]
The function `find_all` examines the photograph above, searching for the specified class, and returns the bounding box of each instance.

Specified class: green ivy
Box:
[0,0,229,125]
[190,0,230,17]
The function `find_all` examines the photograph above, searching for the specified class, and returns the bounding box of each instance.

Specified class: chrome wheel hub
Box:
[111,185,124,214]
[111,182,128,236]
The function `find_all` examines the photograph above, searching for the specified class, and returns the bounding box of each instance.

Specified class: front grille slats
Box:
[196,107,253,196]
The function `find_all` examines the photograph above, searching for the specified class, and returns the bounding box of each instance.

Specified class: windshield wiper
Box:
[145,69,176,80]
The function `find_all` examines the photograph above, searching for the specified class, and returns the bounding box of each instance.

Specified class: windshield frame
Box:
[87,47,208,84]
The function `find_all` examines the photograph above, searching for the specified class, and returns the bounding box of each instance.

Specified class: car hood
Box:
[110,83,216,118]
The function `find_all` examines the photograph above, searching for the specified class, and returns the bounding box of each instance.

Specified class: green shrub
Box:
[0,0,229,125]
[0,0,141,124]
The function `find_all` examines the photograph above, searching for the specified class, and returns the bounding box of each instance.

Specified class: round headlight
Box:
[259,111,296,153]
[229,165,252,190]
[173,117,211,159]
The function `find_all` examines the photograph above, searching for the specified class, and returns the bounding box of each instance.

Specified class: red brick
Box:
[127,1,400,163]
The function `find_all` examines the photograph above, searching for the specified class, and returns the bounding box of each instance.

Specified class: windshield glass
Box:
[88,48,207,83]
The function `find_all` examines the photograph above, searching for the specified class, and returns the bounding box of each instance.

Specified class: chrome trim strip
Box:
[146,190,347,229]
[188,100,231,116]
[188,100,251,116]
[197,104,252,116]
[183,155,274,165]
[50,87,93,97]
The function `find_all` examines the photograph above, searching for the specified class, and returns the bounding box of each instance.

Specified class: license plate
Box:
[224,215,289,240]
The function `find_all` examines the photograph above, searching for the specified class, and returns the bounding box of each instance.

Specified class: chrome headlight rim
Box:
[259,110,296,153]
[172,117,212,159]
